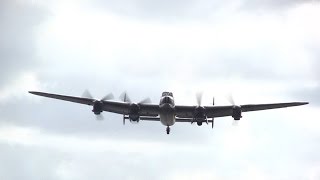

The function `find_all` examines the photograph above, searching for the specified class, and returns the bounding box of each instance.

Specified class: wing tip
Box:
[299,102,309,105]
[28,91,39,95]
[28,91,45,96]
[294,102,309,106]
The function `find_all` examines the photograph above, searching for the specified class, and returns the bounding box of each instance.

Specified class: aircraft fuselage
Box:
[159,92,176,126]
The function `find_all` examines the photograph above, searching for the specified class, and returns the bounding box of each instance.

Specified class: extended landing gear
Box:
[166,126,170,135]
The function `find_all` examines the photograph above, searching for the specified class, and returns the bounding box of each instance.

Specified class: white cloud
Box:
[168,171,220,180]
[0,73,42,102]
[306,165,320,180]
[0,125,202,154]
[0,0,319,180]
[34,0,317,86]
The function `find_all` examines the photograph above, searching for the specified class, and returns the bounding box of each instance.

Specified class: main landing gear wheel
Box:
[166,126,170,134]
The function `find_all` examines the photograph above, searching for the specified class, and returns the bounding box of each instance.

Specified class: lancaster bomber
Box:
[29,91,308,134]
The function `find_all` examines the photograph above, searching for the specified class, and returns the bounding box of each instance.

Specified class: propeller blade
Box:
[139,97,151,104]
[196,92,203,106]
[96,114,104,121]
[227,94,235,105]
[101,93,114,101]
[120,91,131,103]
[232,120,239,126]
[212,118,214,128]
[82,89,93,99]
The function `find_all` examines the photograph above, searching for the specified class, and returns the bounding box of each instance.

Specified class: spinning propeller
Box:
[119,91,131,103]
[196,92,203,106]
[195,92,215,128]
[82,89,114,120]
[83,90,114,101]
[120,91,152,125]
[227,94,242,126]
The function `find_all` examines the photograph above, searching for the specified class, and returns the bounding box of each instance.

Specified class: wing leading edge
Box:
[29,91,308,122]
[29,91,95,105]
[211,102,308,118]
[28,91,159,116]
[175,102,308,119]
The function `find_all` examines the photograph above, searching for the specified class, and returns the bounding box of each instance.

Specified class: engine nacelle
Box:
[232,106,242,120]
[194,106,206,119]
[92,101,103,115]
[129,114,140,122]
[193,106,207,125]
[129,103,140,122]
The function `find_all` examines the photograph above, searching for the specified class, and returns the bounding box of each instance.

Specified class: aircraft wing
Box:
[175,102,308,119]
[29,91,96,105]
[135,102,308,122]
[29,91,308,121]
[29,91,159,116]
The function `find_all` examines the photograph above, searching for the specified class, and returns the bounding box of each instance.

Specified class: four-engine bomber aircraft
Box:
[29,91,308,134]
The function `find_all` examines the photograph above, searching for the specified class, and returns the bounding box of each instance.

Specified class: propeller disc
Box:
[120,91,131,103]
[227,93,235,106]
[96,114,104,121]
[101,93,114,101]
[83,90,114,101]
[196,92,203,106]
[82,90,114,120]
[82,89,93,99]
[232,120,240,126]
[139,97,152,104]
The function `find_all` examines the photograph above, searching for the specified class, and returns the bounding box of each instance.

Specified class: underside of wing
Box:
[175,102,308,119]
[138,116,212,123]
[103,103,159,116]
[29,91,160,116]
[138,104,160,116]
[205,102,308,118]
[29,91,308,121]
[175,105,197,118]
[241,102,309,112]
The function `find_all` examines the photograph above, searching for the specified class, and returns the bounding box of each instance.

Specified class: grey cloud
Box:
[87,0,316,21]
[0,142,211,180]
[1,96,211,142]
[293,86,320,106]
[291,45,320,105]
[1,119,319,180]
[292,85,320,105]
[0,0,319,179]
[0,0,49,87]
[0,144,62,180]
[87,0,213,21]
[241,0,316,10]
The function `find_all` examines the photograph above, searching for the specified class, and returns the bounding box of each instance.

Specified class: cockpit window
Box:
[162,92,173,97]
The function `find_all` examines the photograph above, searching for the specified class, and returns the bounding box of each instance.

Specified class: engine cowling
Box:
[129,103,140,122]
[232,106,242,120]
[194,106,207,125]
[92,101,103,115]
[194,106,206,118]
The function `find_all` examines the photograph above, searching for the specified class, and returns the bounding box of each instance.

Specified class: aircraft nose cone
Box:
[160,103,175,112]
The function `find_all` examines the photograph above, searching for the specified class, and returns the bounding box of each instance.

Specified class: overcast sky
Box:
[0,0,319,179]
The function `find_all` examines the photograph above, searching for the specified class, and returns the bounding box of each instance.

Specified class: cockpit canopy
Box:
[162,92,173,97]
[160,96,174,105]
